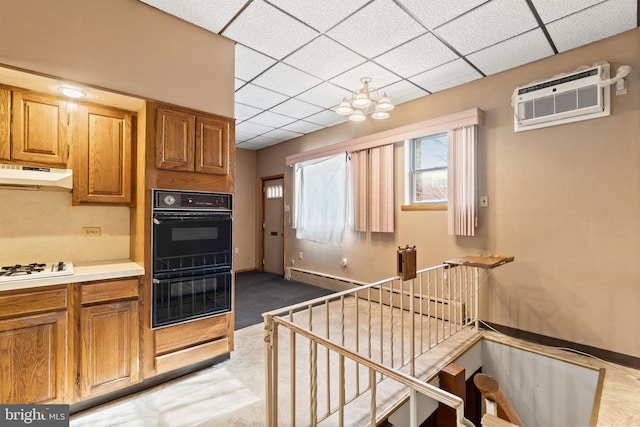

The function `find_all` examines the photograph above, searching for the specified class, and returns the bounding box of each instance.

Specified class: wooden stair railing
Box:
[473,374,524,427]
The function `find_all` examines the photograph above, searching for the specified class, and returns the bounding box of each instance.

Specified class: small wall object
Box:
[397,245,417,280]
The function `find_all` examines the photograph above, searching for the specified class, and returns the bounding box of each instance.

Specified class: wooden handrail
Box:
[474,373,525,427]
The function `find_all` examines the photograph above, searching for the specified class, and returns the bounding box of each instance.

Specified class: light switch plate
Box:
[480,196,489,207]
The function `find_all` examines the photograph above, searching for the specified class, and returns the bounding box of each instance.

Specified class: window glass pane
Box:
[414,169,448,203]
[414,133,447,170]
[410,132,448,204]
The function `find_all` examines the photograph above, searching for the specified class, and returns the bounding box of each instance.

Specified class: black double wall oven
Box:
[152,189,232,329]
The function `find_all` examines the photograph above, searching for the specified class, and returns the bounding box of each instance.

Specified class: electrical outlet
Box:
[298,251,303,260]
[82,227,101,237]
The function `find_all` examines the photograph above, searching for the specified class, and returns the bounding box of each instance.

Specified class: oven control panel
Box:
[154,190,232,211]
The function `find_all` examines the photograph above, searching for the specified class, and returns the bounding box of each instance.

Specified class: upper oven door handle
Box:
[153,212,232,223]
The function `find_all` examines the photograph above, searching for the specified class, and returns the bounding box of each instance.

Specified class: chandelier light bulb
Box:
[335,98,354,115]
[352,91,371,109]
[376,94,394,112]
[349,109,367,122]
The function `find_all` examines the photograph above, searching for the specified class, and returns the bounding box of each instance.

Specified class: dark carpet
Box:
[234,271,334,330]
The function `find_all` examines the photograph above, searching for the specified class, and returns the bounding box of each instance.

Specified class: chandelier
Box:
[335,77,394,121]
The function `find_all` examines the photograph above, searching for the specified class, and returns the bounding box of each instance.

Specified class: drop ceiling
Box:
[139,0,638,150]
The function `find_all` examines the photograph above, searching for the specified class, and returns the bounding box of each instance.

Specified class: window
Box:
[409,132,448,205]
[294,153,349,246]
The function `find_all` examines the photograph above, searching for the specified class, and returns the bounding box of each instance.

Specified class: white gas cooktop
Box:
[0,262,74,283]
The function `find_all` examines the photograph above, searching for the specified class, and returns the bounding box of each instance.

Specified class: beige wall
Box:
[0,189,130,264]
[234,148,257,271]
[254,28,640,358]
[0,0,235,117]
[0,0,236,264]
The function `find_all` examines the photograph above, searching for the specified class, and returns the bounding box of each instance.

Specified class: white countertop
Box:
[0,260,144,292]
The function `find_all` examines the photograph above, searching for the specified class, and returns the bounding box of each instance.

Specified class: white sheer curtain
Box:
[448,125,477,236]
[294,153,349,246]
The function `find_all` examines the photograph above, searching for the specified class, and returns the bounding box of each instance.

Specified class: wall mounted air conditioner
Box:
[513,62,610,132]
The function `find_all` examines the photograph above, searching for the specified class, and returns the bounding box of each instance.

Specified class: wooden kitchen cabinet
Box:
[0,286,68,404]
[75,278,140,400]
[10,89,69,166]
[155,106,231,176]
[0,87,10,160]
[73,103,133,205]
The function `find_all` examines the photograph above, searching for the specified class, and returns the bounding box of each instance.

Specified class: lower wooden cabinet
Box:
[75,278,140,400]
[0,287,68,404]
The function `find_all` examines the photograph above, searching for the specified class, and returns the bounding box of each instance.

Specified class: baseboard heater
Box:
[286,267,465,324]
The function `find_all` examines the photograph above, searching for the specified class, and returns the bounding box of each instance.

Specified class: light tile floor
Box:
[70,316,640,427]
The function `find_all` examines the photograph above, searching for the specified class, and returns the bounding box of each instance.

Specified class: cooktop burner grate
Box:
[0,262,74,283]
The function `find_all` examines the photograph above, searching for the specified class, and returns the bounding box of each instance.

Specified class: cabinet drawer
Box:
[81,278,139,305]
[154,314,228,355]
[0,287,67,318]
[155,337,229,375]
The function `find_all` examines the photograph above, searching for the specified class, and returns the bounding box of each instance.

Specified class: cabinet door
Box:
[11,90,69,166]
[78,300,139,398]
[155,107,195,171]
[0,311,67,404]
[74,104,132,205]
[195,115,230,175]
[0,87,9,160]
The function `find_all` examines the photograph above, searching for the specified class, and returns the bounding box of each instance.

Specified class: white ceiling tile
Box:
[235,102,262,121]
[236,120,274,136]
[305,109,349,127]
[235,83,288,110]
[235,78,246,91]
[399,0,487,29]
[235,45,277,82]
[435,0,538,55]
[139,0,246,33]
[409,59,482,93]
[281,120,325,134]
[248,111,296,128]
[268,0,369,32]
[546,0,637,52]
[252,63,323,97]
[330,62,402,92]
[375,33,458,78]
[246,134,280,146]
[467,29,554,76]
[283,36,367,80]
[235,130,257,143]
[296,82,353,108]
[222,0,318,59]
[377,80,428,105]
[262,128,303,142]
[530,0,604,23]
[327,0,426,59]
[237,141,269,150]
[270,98,324,119]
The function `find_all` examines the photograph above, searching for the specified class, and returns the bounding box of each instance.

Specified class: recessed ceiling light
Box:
[59,87,86,98]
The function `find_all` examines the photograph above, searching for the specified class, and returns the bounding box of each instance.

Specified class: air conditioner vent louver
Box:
[513,63,610,132]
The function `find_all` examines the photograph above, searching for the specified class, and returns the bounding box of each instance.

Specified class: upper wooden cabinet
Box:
[11,89,69,166]
[196,115,230,175]
[73,104,133,205]
[0,88,10,160]
[156,106,231,176]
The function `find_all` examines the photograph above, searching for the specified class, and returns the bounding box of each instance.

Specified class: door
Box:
[262,177,284,275]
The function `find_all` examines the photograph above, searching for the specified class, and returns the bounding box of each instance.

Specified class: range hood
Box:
[0,163,73,190]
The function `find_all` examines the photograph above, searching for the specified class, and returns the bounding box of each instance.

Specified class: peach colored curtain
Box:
[351,144,394,233]
[448,126,477,236]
